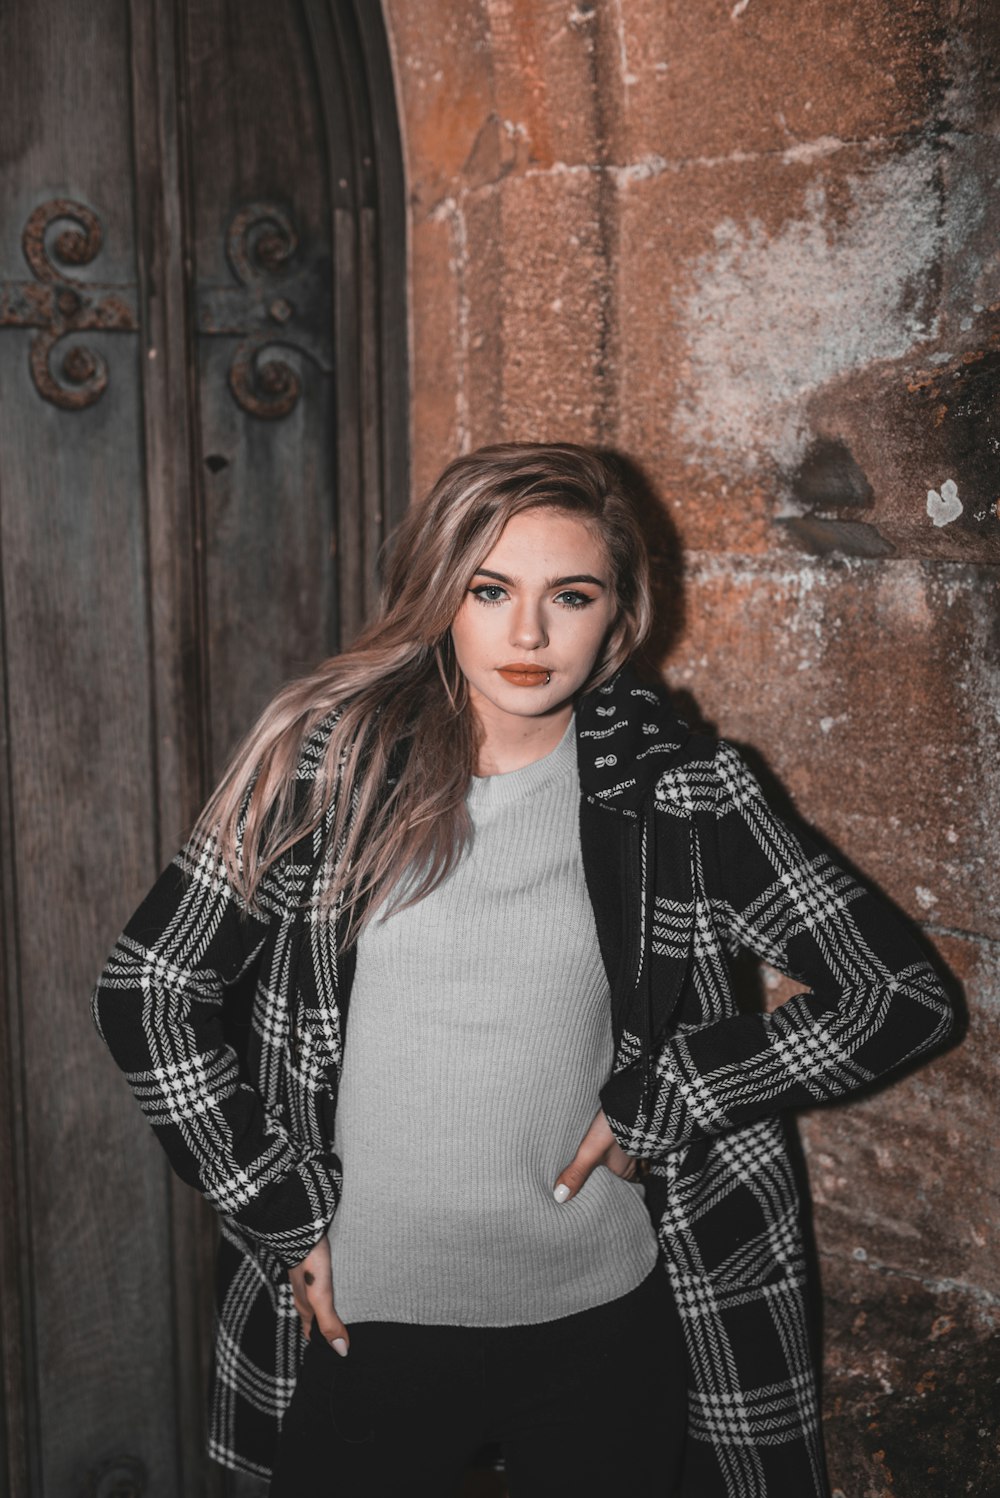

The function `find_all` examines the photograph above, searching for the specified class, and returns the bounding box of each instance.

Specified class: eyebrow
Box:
[472,568,607,589]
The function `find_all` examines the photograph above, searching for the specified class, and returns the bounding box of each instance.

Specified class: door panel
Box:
[0,0,178,1492]
[185,0,340,769]
[0,2,406,1492]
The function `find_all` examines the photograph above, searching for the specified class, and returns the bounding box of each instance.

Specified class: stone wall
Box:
[382,2,1000,1492]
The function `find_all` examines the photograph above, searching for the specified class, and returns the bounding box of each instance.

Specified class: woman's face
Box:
[450,507,618,727]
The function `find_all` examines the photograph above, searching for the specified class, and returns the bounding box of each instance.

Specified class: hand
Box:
[288,1234,350,1356]
[553,1105,637,1203]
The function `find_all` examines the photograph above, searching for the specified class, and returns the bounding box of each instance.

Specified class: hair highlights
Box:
[192,442,653,945]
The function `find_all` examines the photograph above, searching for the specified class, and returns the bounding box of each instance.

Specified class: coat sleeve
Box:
[90,779,341,1270]
[601,738,955,1159]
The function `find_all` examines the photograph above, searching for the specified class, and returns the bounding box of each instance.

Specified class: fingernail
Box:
[331,1337,348,1357]
[553,1183,571,1204]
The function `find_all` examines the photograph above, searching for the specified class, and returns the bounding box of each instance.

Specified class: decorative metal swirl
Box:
[194,200,328,421]
[226,202,299,284]
[228,335,302,420]
[0,198,137,410]
[23,199,104,284]
[0,197,330,420]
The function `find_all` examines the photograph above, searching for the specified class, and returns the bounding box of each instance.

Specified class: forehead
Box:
[477,508,608,569]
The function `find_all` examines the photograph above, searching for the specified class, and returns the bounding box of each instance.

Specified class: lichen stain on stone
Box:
[926,477,963,526]
[671,146,950,477]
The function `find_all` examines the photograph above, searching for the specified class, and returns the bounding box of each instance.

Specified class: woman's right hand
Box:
[288,1234,350,1356]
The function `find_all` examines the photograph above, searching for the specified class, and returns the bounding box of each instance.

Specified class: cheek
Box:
[570,603,616,650]
[450,601,490,660]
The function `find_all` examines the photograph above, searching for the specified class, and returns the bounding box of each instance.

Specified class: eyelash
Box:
[469,585,594,610]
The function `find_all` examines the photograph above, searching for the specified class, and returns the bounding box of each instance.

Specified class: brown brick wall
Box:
[384,3,1000,1491]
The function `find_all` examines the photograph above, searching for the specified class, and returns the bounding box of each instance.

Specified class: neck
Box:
[470,694,575,776]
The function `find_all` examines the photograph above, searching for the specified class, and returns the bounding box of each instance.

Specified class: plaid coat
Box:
[91,663,953,1493]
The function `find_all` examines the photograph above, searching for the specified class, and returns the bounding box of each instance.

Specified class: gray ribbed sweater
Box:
[326,715,660,1325]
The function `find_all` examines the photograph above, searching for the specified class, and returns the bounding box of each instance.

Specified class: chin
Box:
[475,680,578,718]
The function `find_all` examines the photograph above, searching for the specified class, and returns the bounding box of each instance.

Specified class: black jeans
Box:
[269,1260,688,1498]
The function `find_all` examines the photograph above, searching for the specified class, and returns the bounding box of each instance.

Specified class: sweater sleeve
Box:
[90,777,341,1270]
[601,739,955,1159]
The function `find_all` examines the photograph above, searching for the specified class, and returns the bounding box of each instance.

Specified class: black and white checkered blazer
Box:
[91,662,953,1493]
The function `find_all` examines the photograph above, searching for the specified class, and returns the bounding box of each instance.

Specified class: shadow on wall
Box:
[599,448,688,671]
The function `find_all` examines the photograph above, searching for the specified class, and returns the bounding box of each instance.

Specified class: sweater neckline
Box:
[467,714,576,811]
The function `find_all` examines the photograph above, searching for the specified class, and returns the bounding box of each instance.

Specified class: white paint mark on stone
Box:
[927,477,963,527]
[611,0,632,95]
[780,135,848,166]
[672,146,946,476]
[731,0,751,17]
[915,886,939,910]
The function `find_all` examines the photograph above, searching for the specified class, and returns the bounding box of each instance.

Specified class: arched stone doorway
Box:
[0,2,406,1492]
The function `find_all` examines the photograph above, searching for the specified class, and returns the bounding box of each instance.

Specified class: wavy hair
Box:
[192,442,653,945]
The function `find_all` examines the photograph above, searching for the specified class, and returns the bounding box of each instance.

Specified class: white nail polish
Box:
[331,1337,348,1357]
[553,1183,571,1204]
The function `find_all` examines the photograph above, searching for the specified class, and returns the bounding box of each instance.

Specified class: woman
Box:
[91,442,952,1498]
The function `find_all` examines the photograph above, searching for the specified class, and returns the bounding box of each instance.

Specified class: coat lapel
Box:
[576,665,696,1067]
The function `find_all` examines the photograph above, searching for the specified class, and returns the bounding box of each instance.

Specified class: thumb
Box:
[553,1139,601,1205]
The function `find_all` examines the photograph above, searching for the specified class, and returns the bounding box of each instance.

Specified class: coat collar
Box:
[575,661,690,812]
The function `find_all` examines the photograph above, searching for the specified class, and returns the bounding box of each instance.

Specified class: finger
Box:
[306,1277,351,1357]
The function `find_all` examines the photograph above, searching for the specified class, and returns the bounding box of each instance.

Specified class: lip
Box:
[497,663,552,687]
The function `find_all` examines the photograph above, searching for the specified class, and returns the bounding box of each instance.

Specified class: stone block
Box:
[800,929,997,1292]
[483,0,602,171]
[662,558,999,940]
[410,213,465,495]
[941,0,1000,135]
[821,1253,999,1498]
[471,170,610,441]
[604,0,945,166]
[795,345,1000,565]
[609,137,976,554]
[384,0,495,215]
[462,187,507,446]
[785,131,1000,565]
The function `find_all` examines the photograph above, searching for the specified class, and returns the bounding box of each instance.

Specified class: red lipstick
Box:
[497,663,552,687]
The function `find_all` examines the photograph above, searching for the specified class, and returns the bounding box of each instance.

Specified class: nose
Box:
[508,597,548,651]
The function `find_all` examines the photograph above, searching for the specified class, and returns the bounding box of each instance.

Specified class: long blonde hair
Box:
[194,442,653,945]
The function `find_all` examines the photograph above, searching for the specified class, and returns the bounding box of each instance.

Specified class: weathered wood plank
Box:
[185,0,339,773]
[129,1,224,1492]
[0,4,407,1492]
[0,0,180,1489]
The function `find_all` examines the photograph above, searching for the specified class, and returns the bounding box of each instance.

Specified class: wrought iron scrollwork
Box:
[0,197,329,420]
[0,198,138,410]
[197,201,331,420]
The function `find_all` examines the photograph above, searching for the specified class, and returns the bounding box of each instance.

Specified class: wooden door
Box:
[0,2,406,1493]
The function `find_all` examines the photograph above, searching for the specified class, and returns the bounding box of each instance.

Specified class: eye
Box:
[470,583,507,606]
[554,590,594,610]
